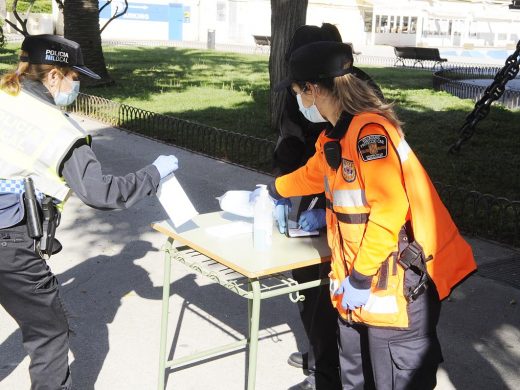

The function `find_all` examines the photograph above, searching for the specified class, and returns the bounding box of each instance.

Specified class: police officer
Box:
[269,41,476,389]
[274,24,381,390]
[0,34,178,389]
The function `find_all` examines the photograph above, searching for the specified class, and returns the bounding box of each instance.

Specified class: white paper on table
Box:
[156,174,198,228]
[205,221,253,238]
[287,228,320,238]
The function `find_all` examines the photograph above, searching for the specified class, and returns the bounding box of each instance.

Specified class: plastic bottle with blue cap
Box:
[253,184,274,250]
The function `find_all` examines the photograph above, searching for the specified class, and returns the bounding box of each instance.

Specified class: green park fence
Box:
[70,93,519,247]
[71,93,275,173]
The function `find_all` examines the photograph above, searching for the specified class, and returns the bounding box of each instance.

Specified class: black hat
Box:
[275,41,353,92]
[285,23,342,62]
[21,34,101,80]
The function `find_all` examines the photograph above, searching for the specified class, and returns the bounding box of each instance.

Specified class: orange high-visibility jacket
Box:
[275,112,476,328]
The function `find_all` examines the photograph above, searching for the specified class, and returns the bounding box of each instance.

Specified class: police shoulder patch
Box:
[341,159,356,182]
[357,134,388,162]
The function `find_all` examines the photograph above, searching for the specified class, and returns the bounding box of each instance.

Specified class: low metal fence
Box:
[71,93,275,173]
[70,93,518,246]
[433,67,520,109]
[435,183,519,246]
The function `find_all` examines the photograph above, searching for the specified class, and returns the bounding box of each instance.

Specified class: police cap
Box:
[275,41,353,92]
[21,34,101,80]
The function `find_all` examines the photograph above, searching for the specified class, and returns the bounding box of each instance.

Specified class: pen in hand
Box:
[298,196,319,230]
[307,196,319,212]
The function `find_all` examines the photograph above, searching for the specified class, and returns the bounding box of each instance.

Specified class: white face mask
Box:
[296,93,327,123]
[54,80,80,107]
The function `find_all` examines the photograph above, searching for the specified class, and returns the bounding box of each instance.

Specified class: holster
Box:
[39,196,61,258]
[398,240,427,275]
[398,227,431,302]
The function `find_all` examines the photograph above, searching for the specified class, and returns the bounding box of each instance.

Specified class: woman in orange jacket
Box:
[268,41,476,389]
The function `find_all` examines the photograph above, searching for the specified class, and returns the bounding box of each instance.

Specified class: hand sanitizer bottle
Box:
[253,185,273,250]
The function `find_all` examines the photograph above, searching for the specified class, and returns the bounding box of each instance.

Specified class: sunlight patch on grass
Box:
[2,44,518,198]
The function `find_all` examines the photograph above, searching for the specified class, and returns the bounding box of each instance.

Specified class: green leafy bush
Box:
[6,0,52,14]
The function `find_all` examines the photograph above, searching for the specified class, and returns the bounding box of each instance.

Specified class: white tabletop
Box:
[152,212,331,278]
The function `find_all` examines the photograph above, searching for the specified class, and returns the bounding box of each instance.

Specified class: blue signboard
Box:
[99,1,174,22]
[169,3,183,40]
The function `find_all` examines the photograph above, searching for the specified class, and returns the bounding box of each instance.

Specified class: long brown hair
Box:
[319,69,403,135]
[0,50,75,96]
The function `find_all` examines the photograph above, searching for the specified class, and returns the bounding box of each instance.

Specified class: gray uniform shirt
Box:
[0,80,160,228]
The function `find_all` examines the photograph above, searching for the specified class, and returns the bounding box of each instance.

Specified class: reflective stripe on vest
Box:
[0,178,44,200]
[333,189,368,208]
[396,139,412,162]
[0,90,88,202]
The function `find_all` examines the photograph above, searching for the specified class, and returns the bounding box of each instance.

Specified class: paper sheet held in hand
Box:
[157,174,198,227]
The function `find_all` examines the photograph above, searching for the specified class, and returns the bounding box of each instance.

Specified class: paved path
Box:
[0,117,518,390]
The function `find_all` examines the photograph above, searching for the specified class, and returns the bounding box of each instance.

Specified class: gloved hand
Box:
[298,209,326,231]
[334,276,371,310]
[153,155,179,179]
[275,198,292,234]
[249,187,263,204]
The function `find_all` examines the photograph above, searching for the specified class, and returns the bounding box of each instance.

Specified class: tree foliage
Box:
[6,0,51,13]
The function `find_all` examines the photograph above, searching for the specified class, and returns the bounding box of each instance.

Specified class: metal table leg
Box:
[246,279,261,390]
[158,237,174,390]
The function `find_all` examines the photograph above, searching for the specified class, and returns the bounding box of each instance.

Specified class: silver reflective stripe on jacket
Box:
[332,189,368,208]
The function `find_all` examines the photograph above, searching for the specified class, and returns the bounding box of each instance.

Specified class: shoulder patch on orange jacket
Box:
[358,134,388,162]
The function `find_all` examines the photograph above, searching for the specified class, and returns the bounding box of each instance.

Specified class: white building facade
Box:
[97,0,520,49]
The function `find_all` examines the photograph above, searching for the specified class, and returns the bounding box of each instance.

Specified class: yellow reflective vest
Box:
[0,89,90,202]
[275,113,476,328]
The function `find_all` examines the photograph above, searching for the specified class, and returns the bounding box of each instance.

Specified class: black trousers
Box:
[292,262,341,389]
[0,224,71,390]
[337,269,443,390]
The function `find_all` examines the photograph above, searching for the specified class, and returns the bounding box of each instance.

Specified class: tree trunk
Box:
[63,0,112,86]
[269,0,308,130]
[0,0,6,46]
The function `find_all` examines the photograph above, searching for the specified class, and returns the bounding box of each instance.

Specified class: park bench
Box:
[252,35,271,52]
[394,46,447,69]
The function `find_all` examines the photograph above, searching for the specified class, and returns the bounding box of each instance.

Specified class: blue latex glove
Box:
[298,209,326,231]
[152,155,179,179]
[275,198,292,234]
[334,276,371,310]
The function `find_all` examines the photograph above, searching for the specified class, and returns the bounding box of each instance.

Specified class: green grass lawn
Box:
[1,45,519,200]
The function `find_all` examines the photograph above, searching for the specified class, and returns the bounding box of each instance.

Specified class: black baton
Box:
[23,178,43,240]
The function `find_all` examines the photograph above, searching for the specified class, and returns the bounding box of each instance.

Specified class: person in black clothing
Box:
[274,24,382,390]
[0,35,178,390]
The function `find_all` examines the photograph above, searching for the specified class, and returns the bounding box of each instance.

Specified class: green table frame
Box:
[152,213,331,390]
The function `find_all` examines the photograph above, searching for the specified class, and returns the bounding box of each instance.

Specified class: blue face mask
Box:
[54,80,80,106]
[296,93,327,123]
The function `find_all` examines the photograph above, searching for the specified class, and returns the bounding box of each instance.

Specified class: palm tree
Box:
[61,0,127,86]
[269,0,308,130]
[63,0,112,85]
